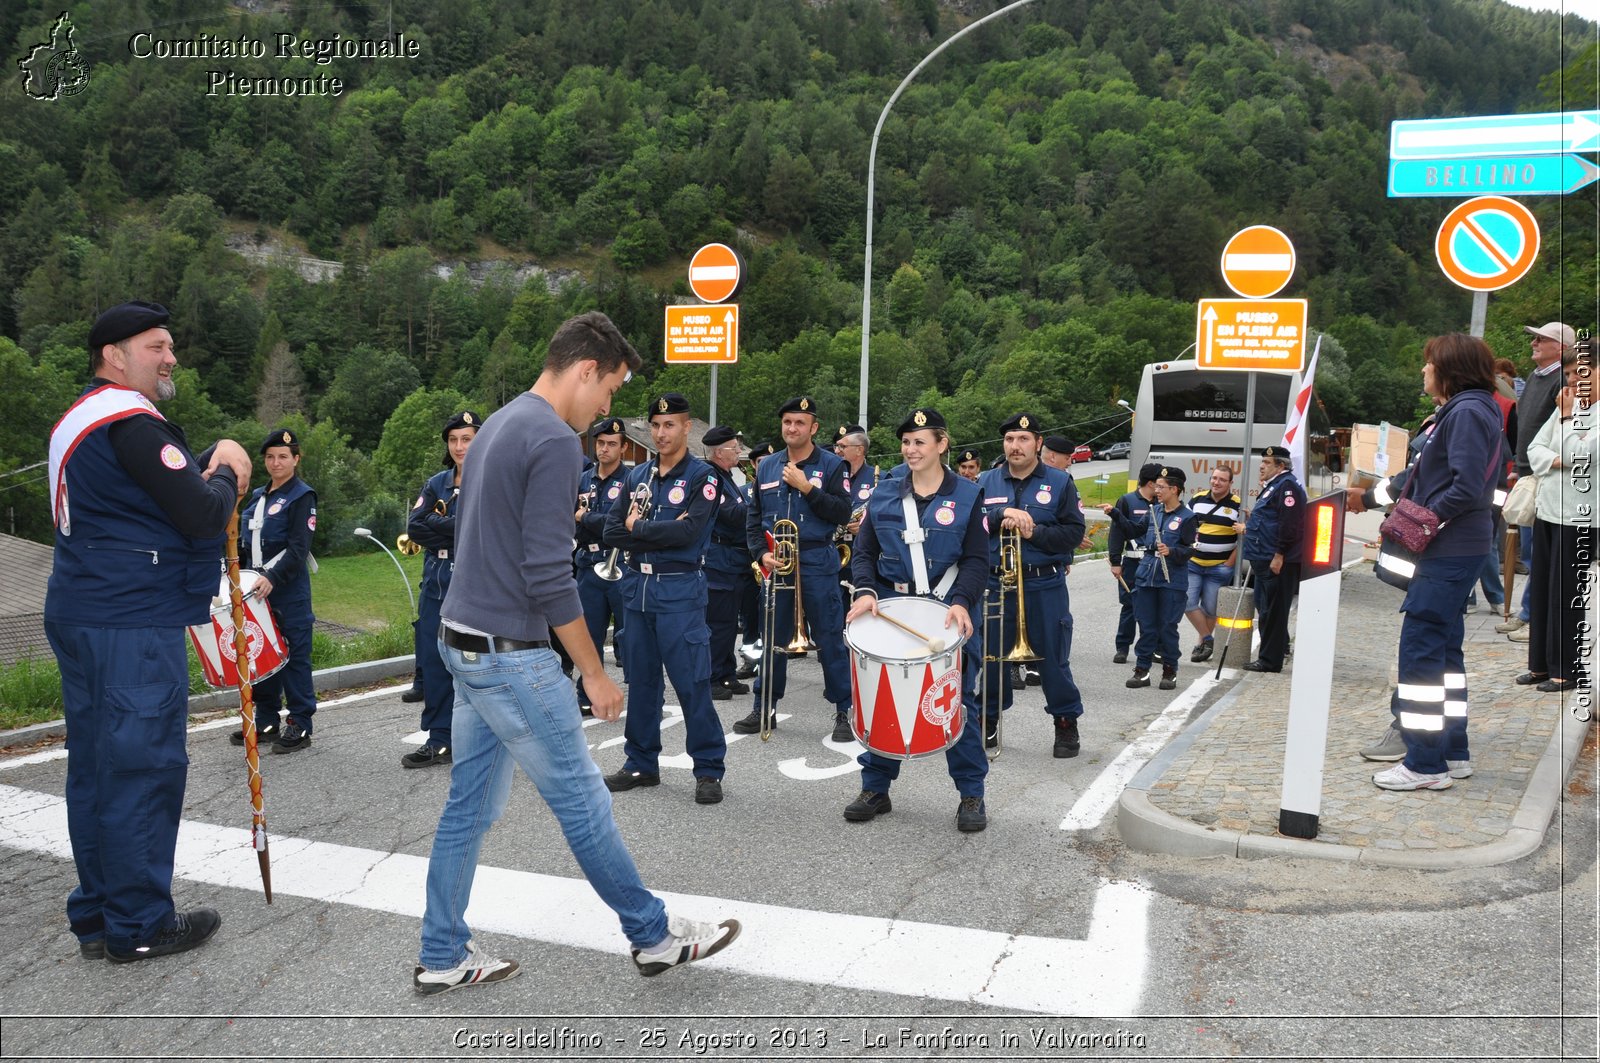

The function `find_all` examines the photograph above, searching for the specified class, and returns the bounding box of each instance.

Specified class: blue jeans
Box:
[1185,562,1234,616]
[420,642,667,969]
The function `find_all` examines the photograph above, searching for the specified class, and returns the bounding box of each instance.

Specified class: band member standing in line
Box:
[702,425,753,701]
[575,417,633,711]
[1100,463,1161,664]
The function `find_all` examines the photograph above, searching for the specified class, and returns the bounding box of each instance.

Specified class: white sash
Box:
[48,385,163,533]
[899,492,958,600]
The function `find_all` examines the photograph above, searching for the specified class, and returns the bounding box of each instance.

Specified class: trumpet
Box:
[396,533,421,556]
[978,527,1043,759]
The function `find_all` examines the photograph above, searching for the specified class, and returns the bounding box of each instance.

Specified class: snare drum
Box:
[845,596,967,760]
[186,571,287,689]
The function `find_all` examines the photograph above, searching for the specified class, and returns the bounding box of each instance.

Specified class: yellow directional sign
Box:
[664,304,739,364]
[1195,298,1307,372]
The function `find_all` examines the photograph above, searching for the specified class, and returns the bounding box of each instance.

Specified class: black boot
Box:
[1053,716,1080,758]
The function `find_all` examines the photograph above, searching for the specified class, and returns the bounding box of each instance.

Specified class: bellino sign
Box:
[1388,110,1600,199]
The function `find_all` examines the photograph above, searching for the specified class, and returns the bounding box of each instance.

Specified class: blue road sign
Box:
[1390,110,1600,160]
[1388,154,1600,197]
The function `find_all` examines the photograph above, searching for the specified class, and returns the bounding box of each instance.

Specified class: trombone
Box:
[978,526,1042,758]
[758,518,808,740]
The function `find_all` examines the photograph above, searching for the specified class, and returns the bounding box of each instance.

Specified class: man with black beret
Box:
[1099,462,1163,664]
[956,449,982,482]
[1127,467,1198,691]
[46,300,252,962]
[574,416,633,711]
[1241,445,1306,672]
[734,440,775,678]
[975,412,1089,758]
[833,423,877,614]
[741,396,855,741]
[701,425,752,699]
[1040,435,1074,471]
[601,394,727,804]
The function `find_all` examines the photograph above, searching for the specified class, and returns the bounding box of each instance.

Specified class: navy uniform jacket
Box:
[1242,470,1306,564]
[245,475,316,607]
[1134,503,1198,590]
[1106,488,1154,565]
[603,454,721,611]
[976,461,1085,570]
[407,467,460,602]
[705,464,751,578]
[745,444,852,564]
[841,462,878,534]
[850,469,987,610]
[575,462,631,572]
[46,384,236,628]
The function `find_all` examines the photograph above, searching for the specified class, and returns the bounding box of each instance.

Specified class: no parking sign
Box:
[1434,195,1541,292]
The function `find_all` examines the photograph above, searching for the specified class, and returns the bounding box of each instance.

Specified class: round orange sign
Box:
[688,243,743,303]
[1220,226,1296,299]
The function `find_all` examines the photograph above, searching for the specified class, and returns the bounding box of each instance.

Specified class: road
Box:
[0,568,1593,1061]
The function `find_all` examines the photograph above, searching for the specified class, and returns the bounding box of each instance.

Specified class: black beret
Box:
[833,423,866,444]
[649,393,690,418]
[261,428,299,453]
[957,449,981,464]
[747,440,775,460]
[590,417,625,438]
[703,425,740,447]
[1137,462,1163,485]
[442,410,482,439]
[88,301,170,357]
[1041,435,1073,455]
[895,407,947,437]
[1156,466,1187,487]
[1263,445,1293,462]
[778,396,819,418]
[999,412,1042,435]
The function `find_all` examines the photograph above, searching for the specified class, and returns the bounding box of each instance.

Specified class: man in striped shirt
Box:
[1184,465,1243,663]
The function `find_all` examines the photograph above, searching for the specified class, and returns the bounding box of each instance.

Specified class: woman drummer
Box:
[841,407,991,832]
[233,428,318,754]
[401,410,481,768]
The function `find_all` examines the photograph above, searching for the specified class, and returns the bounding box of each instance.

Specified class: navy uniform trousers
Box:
[750,547,853,715]
[978,575,1085,721]
[577,564,631,695]
[254,592,316,731]
[1392,553,1476,774]
[46,623,188,949]
[416,570,452,745]
[620,574,726,780]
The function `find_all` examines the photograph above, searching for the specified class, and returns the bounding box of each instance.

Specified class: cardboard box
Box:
[1350,423,1409,486]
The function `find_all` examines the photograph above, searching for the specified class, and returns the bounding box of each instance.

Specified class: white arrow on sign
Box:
[724,308,736,361]
[1201,304,1219,355]
[0,783,1151,1014]
[1391,110,1600,159]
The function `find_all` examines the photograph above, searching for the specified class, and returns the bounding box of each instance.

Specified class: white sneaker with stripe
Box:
[413,940,520,995]
[632,914,742,977]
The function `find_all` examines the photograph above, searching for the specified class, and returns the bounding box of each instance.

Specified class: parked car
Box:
[1094,440,1132,461]
[1071,444,1094,464]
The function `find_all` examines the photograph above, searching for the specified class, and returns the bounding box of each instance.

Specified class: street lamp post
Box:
[353,527,416,614]
[858,0,1043,427]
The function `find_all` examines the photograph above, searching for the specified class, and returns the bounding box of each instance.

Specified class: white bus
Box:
[1127,359,1335,503]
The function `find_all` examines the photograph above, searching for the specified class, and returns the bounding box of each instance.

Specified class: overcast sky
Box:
[1502,0,1598,22]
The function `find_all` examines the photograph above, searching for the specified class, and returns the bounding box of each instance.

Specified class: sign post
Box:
[1278,492,1347,839]
[672,244,746,424]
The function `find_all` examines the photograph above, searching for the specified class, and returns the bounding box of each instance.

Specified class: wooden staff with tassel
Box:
[224,506,272,903]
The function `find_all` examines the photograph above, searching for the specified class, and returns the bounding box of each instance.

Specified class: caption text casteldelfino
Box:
[127,31,420,96]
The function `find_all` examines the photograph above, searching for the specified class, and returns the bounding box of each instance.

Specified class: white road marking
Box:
[778,737,863,780]
[1059,670,1233,831]
[0,783,1149,1014]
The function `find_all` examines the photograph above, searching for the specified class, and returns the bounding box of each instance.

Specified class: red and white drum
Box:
[845,596,968,760]
[187,571,286,689]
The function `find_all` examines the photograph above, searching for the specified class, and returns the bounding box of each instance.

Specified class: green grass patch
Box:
[311,550,424,630]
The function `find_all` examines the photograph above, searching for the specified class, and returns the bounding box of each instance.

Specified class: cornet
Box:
[396,533,421,556]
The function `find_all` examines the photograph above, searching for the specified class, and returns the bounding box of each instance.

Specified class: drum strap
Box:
[249,495,268,570]
[899,493,958,600]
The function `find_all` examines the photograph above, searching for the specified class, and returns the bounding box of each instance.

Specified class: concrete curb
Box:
[1117,673,1593,869]
[0,655,417,749]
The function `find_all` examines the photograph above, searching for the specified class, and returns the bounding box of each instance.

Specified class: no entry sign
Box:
[1220,226,1296,299]
[687,243,744,303]
[1434,195,1541,292]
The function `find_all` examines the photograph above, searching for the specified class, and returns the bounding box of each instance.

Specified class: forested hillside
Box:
[1,0,1594,552]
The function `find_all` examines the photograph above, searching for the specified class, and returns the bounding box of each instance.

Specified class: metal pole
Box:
[1469,291,1488,338]
[859,0,1043,427]
[354,528,416,614]
[709,365,719,426]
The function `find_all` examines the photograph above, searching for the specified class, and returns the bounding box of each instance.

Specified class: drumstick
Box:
[876,611,946,653]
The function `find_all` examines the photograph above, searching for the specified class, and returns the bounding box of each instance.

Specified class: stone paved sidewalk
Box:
[1119,564,1594,866]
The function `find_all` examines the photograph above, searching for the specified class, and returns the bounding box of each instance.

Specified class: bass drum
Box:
[844,595,967,760]
[186,571,287,689]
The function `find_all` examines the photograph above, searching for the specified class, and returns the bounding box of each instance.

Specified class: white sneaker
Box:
[1373,764,1453,791]
[1495,616,1526,634]
[1508,627,1531,643]
[632,914,741,977]
[414,940,520,995]
[1446,760,1474,779]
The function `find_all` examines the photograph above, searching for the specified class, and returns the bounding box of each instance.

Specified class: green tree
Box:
[318,346,424,453]
[373,387,474,500]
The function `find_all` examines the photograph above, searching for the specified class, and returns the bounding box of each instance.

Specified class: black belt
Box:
[627,559,697,575]
[991,564,1062,579]
[442,628,550,654]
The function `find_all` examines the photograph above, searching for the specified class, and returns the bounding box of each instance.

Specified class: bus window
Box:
[1151,372,1291,424]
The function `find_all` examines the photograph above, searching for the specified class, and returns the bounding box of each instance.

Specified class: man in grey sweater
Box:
[413,312,741,994]
[1499,321,1574,640]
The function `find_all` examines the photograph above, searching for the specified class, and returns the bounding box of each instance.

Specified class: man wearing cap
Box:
[740,396,855,741]
[401,410,480,767]
[1127,468,1198,690]
[1184,465,1243,663]
[702,425,752,700]
[1099,463,1161,664]
[734,441,774,678]
[976,412,1089,757]
[46,300,252,962]
[834,424,878,613]
[601,394,727,804]
[956,449,982,483]
[238,427,319,753]
[1040,435,1074,472]
[575,417,633,709]
[1240,446,1306,673]
[1499,321,1575,641]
